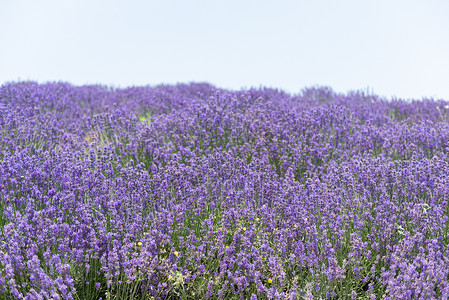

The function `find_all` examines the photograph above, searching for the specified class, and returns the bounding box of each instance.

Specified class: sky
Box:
[0,0,448,100]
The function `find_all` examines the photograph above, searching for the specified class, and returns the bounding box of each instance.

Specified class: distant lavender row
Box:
[1,81,448,299]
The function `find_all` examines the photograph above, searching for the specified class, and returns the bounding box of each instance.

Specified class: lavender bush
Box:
[1,81,449,299]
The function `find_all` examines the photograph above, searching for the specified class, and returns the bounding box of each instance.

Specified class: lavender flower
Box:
[1,82,448,299]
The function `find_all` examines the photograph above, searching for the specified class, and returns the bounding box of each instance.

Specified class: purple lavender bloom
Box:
[1,82,449,299]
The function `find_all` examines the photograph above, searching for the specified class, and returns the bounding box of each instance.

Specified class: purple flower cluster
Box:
[1,81,449,299]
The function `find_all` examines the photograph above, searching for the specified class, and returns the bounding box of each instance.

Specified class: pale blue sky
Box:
[1,0,448,100]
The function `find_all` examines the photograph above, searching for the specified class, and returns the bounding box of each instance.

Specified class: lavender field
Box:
[1,81,449,299]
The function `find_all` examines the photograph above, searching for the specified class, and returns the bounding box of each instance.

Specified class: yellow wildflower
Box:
[174,251,179,256]
[268,278,272,284]
[137,242,142,247]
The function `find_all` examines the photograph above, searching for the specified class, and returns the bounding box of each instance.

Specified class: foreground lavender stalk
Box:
[1,81,449,299]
